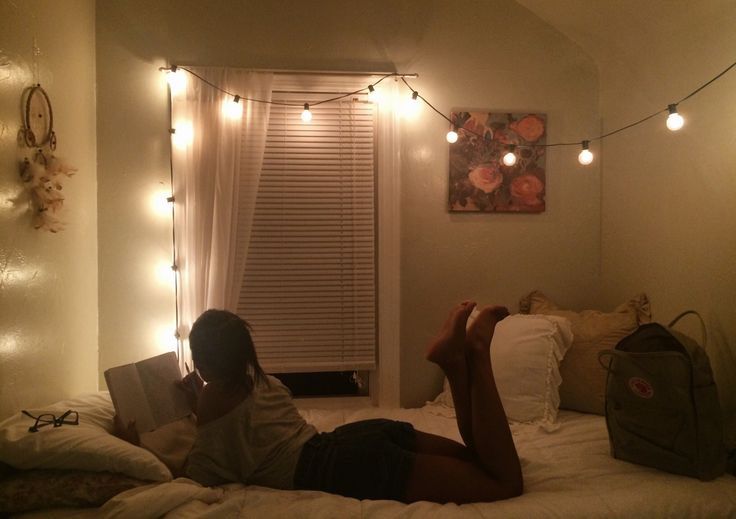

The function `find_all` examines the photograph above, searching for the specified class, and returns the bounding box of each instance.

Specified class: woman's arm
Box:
[180,370,205,414]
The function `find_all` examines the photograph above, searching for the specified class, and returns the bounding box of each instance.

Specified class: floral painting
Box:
[449,112,547,213]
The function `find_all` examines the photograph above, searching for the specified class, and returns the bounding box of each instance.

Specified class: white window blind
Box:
[237,80,377,373]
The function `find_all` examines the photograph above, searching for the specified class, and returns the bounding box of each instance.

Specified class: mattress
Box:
[15,400,736,518]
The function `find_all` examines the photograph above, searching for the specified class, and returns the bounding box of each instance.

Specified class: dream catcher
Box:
[19,84,76,232]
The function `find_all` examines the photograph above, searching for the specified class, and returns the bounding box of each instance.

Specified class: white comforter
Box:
[23,403,736,518]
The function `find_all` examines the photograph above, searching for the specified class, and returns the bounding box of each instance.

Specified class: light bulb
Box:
[151,189,174,217]
[172,121,194,149]
[367,84,381,103]
[157,326,179,353]
[165,66,186,96]
[400,91,421,118]
[502,145,517,166]
[578,140,594,165]
[666,104,684,131]
[301,103,312,123]
[446,128,458,143]
[222,95,243,119]
[156,261,177,286]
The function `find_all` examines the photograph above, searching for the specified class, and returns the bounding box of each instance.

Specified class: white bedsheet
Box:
[21,403,736,518]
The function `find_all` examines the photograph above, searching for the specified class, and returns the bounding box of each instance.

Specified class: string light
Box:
[162,59,736,365]
[157,325,179,353]
[151,189,175,217]
[171,122,193,149]
[222,94,243,119]
[502,145,517,166]
[163,57,736,178]
[301,103,312,122]
[578,140,594,165]
[165,65,186,96]
[156,261,177,285]
[400,90,421,118]
[446,125,458,143]
[666,103,684,131]
[367,84,381,103]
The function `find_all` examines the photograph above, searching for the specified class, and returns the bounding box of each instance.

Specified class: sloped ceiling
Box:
[515,0,734,77]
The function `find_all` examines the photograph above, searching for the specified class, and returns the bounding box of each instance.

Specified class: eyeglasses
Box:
[21,409,79,433]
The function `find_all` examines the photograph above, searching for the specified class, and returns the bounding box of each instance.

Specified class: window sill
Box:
[293,396,373,411]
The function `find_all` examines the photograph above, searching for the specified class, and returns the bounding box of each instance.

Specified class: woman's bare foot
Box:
[426,301,477,368]
[466,306,510,355]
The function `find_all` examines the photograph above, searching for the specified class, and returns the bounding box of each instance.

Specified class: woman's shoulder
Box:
[196,382,250,426]
[260,375,295,398]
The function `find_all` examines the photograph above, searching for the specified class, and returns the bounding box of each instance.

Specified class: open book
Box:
[104,352,192,434]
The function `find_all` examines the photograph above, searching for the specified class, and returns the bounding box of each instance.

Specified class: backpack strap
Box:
[598,348,644,376]
[728,449,736,476]
[668,310,707,350]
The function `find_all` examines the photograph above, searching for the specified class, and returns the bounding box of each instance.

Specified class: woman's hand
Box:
[113,414,140,446]
[179,370,204,413]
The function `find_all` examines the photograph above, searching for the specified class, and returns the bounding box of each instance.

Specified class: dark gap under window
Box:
[272,371,369,398]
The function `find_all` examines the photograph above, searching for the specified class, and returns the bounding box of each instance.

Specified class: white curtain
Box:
[171,67,273,364]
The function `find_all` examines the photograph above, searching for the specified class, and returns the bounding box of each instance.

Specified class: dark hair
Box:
[189,309,266,390]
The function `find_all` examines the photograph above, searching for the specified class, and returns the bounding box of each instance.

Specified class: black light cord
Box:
[402,60,736,148]
[177,66,399,107]
[165,84,181,361]
[165,57,736,150]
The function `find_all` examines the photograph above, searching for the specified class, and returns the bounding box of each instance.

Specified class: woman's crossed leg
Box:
[407,301,523,504]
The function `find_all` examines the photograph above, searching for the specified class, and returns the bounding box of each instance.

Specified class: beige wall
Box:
[96,0,600,406]
[520,0,736,444]
[0,0,97,419]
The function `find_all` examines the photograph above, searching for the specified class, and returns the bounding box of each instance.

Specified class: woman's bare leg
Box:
[410,303,523,503]
[425,301,476,449]
[413,430,472,460]
[465,306,522,492]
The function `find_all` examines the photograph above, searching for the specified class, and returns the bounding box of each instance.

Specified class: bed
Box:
[1,394,735,518]
[2,292,735,517]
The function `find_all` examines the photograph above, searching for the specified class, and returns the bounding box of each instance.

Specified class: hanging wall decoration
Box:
[449,111,547,213]
[18,84,76,233]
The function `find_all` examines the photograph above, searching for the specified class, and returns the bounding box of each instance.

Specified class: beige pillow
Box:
[519,291,651,415]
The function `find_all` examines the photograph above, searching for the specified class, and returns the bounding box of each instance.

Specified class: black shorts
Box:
[293,419,417,501]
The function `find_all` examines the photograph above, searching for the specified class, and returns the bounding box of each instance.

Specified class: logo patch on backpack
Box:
[628,377,654,399]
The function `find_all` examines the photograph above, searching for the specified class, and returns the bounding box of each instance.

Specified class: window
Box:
[237,75,378,378]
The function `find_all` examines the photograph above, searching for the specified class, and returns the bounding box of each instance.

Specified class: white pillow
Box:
[490,314,573,424]
[0,392,172,482]
[434,314,573,425]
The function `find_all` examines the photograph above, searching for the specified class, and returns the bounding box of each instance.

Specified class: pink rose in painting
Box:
[510,174,544,206]
[510,115,545,143]
[468,164,503,193]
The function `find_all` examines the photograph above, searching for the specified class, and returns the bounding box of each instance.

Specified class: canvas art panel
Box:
[449,112,547,213]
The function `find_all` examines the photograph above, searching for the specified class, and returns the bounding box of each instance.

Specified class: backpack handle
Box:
[598,349,620,373]
[668,310,707,350]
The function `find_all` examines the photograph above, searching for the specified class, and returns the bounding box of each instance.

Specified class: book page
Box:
[135,352,191,432]
[104,363,156,434]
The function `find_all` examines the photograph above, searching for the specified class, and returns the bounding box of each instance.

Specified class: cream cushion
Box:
[490,314,574,424]
[435,313,574,425]
[519,291,651,415]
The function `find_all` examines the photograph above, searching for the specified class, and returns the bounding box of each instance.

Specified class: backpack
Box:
[598,311,727,480]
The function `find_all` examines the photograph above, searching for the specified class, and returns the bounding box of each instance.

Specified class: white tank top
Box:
[186,375,317,489]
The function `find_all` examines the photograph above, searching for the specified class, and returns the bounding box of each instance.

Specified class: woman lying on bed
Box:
[178,301,523,505]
